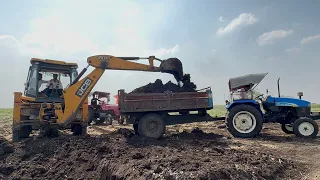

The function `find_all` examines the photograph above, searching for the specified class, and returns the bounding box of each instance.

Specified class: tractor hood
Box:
[228,73,268,91]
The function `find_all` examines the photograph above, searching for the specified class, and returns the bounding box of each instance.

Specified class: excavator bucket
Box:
[159,58,184,82]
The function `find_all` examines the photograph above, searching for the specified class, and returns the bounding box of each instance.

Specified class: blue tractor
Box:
[225,73,318,138]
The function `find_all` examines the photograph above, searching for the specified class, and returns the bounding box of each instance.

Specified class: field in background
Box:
[0,108,13,123]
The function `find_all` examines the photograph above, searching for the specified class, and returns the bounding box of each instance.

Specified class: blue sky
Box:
[1,0,320,107]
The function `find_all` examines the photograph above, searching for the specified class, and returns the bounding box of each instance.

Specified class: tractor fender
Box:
[226,100,264,119]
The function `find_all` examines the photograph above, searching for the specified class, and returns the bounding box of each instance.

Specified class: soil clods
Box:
[130,74,197,94]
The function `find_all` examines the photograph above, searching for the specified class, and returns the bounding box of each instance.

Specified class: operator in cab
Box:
[47,74,63,89]
[44,74,63,97]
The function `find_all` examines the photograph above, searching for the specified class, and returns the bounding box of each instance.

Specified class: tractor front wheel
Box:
[293,118,318,138]
[226,104,263,138]
[281,124,294,134]
[105,114,113,125]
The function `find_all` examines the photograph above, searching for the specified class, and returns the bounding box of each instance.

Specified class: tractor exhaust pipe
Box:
[277,78,280,97]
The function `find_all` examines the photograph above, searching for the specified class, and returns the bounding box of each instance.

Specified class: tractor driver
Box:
[91,93,101,110]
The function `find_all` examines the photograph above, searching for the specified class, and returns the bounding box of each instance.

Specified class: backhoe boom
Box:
[61,55,183,126]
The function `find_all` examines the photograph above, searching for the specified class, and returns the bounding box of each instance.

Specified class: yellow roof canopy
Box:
[30,58,78,66]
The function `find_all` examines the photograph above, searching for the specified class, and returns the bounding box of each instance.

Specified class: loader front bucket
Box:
[159,58,183,82]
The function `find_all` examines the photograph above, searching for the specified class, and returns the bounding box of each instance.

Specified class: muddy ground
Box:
[0,120,320,180]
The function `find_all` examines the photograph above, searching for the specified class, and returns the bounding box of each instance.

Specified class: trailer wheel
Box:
[226,104,263,138]
[281,124,294,134]
[293,118,318,138]
[138,113,165,139]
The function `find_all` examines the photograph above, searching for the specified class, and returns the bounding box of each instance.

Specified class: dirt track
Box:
[1,120,320,180]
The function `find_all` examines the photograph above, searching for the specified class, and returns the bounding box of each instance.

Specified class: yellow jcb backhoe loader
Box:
[12,55,183,142]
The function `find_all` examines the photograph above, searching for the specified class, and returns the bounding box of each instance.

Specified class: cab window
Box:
[25,66,38,97]
[39,71,71,92]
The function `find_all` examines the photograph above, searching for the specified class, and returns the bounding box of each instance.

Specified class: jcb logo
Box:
[99,56,108,60]
[76,78,93,97]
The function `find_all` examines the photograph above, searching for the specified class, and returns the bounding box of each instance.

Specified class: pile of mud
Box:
[130,74,197,93]
[0,129,306,180]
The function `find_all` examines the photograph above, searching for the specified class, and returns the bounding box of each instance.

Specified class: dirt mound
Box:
[0,129,306,180]
[130,74,197,93]
[0,137,14,156]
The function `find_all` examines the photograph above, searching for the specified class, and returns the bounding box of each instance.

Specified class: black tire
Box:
[105,115,113,125]
[138,113,165,139]
[199,109,207,116]
[226,104,263,138]
[281,124,294,134]
[293,117,318,138]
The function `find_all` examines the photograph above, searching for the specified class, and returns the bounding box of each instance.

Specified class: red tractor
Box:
[88,91,124,125]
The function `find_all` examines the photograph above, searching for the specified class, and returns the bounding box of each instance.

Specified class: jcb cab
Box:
[13,58,88,141]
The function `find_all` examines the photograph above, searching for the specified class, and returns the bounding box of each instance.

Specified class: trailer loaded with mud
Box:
[118,87,224,139]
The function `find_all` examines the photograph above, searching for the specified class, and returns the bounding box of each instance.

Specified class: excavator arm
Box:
[60,55,183,126]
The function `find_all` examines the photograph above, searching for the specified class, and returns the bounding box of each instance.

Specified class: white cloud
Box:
[0,35,20,48]
[153,44,179,59]
[285,47,301,53]
[216,13,258,36]
[20,16,100,57]
[300,34,320,45]
[219,16,224,22]
[256,30,294,46]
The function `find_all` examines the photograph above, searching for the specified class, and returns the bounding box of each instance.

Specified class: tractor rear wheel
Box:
[293,117,318,138]
[226,104,263,138]
[138,113,165,139]
[281,124,294,134]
